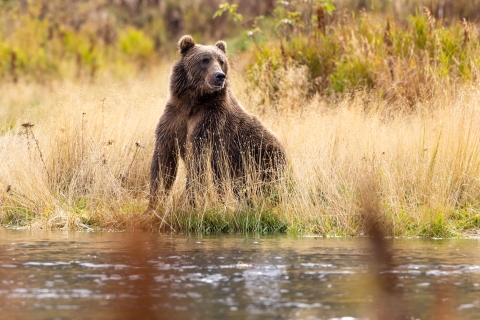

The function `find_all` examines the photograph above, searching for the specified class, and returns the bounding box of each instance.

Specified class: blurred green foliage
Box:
[0,1,157,81]
[215,0,480,106]
[0,0,479,95]
[119,27,154,61]
[0,0,271,82]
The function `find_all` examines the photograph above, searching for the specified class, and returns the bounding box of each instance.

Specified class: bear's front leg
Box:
[145,127,179,214]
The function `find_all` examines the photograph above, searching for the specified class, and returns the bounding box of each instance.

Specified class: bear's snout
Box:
[214,72,225,83]
[207,71,226,89]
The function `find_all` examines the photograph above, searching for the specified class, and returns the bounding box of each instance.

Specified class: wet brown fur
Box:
[146,35,286,210]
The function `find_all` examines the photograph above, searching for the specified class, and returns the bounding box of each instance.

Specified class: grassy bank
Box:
[1,1,480,236]
[0,62,479,236]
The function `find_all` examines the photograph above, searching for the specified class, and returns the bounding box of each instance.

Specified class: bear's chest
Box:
[185,109,230,141]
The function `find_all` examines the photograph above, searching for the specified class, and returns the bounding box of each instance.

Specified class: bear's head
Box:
[170,35,229,97]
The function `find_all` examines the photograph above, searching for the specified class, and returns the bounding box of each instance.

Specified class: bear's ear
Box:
[215,40,227,54]
[178,35,195,55]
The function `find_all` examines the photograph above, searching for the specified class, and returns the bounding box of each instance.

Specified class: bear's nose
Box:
[214,72,225,82]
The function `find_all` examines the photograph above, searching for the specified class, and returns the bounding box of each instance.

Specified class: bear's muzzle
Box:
[207,72,226,89]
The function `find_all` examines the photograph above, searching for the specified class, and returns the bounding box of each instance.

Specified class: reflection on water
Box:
[0,229,479,319]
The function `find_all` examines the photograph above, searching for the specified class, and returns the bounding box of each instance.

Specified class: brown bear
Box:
[146,35,286,210]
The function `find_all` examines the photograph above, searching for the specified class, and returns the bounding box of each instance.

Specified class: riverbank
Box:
[1,64,479,237]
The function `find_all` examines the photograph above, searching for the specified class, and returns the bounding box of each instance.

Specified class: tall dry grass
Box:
[0,63,479,236]
[0,69,169,229]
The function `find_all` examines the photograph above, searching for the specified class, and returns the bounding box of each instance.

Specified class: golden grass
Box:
[1,63,480,236]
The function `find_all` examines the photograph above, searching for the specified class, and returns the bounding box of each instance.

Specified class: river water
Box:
[0,229,479,319]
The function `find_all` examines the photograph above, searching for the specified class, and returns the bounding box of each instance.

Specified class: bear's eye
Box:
[202,58,210,65]
[219,60,224,66]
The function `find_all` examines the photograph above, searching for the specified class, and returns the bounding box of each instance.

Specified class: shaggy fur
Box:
[147,35,286,209]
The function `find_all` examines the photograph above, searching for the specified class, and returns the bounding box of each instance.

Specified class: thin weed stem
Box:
[22,123,50,183]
